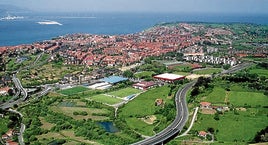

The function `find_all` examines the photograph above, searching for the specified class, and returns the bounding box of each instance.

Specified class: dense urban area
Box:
[0,22,268,145]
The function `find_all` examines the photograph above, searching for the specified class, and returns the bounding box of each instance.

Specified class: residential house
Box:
[200,102,212,109]
[198,131,208,138]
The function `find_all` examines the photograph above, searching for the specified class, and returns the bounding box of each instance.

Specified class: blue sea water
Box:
[0,12,267,46]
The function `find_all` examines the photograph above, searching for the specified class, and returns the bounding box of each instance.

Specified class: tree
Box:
[191,87,199,96]
[144,57,152,64]
[207,127,215,133]
[13,104,18,109]
[214,113,220,121]
[123,70,133,78]
[8,88,14,96]
[223,64,231,70]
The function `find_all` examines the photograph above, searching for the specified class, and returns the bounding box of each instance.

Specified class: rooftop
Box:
[100,76,128,84]
[153,73,185,81]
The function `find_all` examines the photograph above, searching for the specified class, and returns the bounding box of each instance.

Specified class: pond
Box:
[98,122,119,133]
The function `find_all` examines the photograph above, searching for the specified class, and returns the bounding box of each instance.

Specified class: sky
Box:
[1,0,268,14]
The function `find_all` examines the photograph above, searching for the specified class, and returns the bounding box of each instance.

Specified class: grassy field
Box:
[119,86,171,116]
[229,91,268,107]
[0,118,9,134]
[249,68,268,77]
[37,130,100,145]
[204,87,226,104]
[50,106,109,121]
[171,64,192,72]
[125,118,155,135]
[59,86,89,95]
[189,79,268,144]
[108,87,141,98]
[193,68,222,75]
[134,71,155,79]
[192,111,267,143]
[88,94,123,105]
[39,117,55,130]
[6,55,37,71]
[118,85,173,136]
[173,71,190,76]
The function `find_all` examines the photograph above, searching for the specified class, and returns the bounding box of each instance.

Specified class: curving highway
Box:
[132,81,196,145]
[132,63,253,145]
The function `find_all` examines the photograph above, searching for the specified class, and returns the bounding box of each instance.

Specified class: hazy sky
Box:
[1,0,268,14]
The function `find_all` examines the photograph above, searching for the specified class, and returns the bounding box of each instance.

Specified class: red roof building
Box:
[200,102,212,109]
[198,131,208,138]
[133,81,155,90]
[6,139,19,145]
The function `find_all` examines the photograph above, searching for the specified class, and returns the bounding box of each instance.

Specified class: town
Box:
[0,22,268,145]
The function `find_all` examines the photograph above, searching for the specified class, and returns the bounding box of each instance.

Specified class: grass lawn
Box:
[37,132,65,141]
[50,106,109,120]
[39,117,55,130]
[204,87,226,104]
[119,85,171,116]
[125,118,155,136]
[59,86,89,95]
[193,68,222,75]
[0,118,9,134]
[190,79,268,144]
[229,91,268,107]
[118,85,173,136]
[108,87,141,98]
[173,71,190,76]
[171,64,192,72]
[249,68,268,77]
[89,94,123,105]
[192,111,267,143]
[134,71,155,79]
[60,130,101,145]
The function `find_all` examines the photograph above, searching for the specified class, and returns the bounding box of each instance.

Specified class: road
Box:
[8,109,25,145]
[0,75,28,109]
[220,63,253,75]
[179,107,199,137]
[132,81,196,145]
[132,63,253,145]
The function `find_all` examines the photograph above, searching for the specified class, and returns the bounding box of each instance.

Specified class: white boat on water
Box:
[37,20,63,26]
[0,13,24,20]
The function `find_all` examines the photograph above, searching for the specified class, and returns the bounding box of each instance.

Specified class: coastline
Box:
[1,12,268,47]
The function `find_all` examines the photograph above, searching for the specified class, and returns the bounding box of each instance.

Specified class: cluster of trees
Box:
[224,71,268,91]
[20,91,141,144]
[189,77,212,102]
[0,56,5,71]
[257,62,268,69]
[7,113,21,129]
[139,57,167,74]
[252,126,268,143]
[154,103,176,122]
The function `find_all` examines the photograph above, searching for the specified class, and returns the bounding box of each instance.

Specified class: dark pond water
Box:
[98,121,119,133]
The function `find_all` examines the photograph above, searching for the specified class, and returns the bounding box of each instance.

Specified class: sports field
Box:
[89,94,123,105]
[59,86,89,95]
[108,87,141,98]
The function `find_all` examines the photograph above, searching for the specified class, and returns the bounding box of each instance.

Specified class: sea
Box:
[0,12,267,46]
